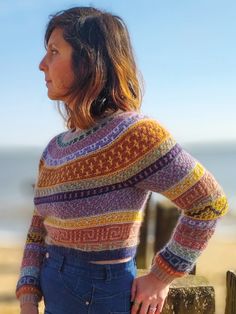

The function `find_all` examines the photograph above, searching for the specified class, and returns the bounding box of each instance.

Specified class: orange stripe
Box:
[156,255,185,277]
[16,286,41,298]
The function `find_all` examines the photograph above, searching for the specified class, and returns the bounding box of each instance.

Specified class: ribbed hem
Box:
[19,294,40,307]
[150,263,183,285]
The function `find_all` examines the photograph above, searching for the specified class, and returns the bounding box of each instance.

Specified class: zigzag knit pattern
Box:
[15,110,228,306]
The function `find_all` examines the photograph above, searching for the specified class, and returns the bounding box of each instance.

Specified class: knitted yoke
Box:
[15,110,228,306]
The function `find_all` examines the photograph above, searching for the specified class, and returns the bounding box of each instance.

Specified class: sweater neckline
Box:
[59,110,125,146]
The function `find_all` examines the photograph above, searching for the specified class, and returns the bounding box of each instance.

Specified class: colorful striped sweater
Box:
[15,110,228,306]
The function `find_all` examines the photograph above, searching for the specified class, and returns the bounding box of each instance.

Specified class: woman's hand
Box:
[131,272,170,314]
[20,303,39,314]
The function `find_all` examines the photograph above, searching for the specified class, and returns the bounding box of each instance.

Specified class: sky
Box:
[0,0,235,148]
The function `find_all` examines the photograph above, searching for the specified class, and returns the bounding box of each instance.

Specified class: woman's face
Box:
[39,28,75,102]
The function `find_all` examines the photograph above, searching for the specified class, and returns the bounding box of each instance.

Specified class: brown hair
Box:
[44,6,143,131]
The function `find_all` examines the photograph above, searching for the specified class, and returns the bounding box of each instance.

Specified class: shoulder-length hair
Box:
[44,6,143,131]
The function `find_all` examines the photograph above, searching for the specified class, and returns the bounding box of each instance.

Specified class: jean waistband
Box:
[45,245,136,279]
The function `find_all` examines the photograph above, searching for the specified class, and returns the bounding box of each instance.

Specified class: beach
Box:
[1,221,235,314]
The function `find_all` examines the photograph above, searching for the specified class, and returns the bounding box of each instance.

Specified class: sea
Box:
[0,141,236,246]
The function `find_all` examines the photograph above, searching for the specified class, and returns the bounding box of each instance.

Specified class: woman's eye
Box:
[51,49,58,55]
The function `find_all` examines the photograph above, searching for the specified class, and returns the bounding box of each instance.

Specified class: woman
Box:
[16,6,228,314]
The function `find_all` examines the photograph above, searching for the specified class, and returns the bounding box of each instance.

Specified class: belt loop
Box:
[105,265,112,281]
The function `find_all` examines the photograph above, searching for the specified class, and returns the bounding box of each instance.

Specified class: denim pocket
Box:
[94,288,132,313]
[58,267,91,300]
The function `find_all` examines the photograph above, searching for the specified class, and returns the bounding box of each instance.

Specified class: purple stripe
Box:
[160,247,192,272]
[132,143,183,188]
[25,243,46,253]
[16,276,40,290]
[34,181,134,205]
[36,188,149,219]
[179,215,217,229]
[45,113,144,166]
[137,149,196,192]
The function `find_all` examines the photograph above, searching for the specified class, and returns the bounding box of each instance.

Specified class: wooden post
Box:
[225,270,236,314]
[154,202,180,252]
[137,270,215,313]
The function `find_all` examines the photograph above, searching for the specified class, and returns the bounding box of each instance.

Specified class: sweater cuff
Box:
[150,255,189,285]
[19,294,40,307]
[150,263,180,285]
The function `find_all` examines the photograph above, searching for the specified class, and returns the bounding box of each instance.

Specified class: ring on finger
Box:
[133,300,141,307]
[149,306,157,312]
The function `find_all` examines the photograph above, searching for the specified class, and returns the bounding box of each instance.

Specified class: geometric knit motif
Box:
[16,110,229,306]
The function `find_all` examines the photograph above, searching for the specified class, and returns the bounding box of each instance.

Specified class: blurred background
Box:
[0,0,235,313]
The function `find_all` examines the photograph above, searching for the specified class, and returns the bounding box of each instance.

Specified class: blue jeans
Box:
[40,246,137,314]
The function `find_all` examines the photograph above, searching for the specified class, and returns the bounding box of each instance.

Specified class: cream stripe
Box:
[45,237,139,251]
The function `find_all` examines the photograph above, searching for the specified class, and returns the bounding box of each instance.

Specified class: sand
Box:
[0,233,235,314]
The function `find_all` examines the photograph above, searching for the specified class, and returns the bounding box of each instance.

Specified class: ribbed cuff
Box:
[150,263,178,285]
[19,294,40,307]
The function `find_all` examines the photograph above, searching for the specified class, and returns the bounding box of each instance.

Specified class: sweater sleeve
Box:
[129,117,229,284]
[15,158,46,307]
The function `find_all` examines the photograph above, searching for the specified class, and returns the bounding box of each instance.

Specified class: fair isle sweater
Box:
[16,110,228,306]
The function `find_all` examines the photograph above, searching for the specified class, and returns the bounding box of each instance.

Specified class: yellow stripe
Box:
[45,211,143,229]
[185,195,229,220]
[213,195,228,213]
[163,162,205,200]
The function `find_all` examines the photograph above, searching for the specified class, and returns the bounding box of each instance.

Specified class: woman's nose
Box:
[39,55,47,72]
